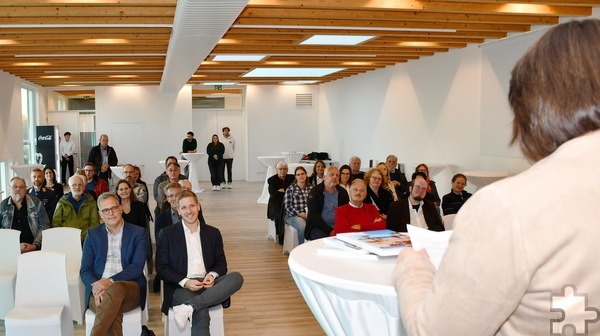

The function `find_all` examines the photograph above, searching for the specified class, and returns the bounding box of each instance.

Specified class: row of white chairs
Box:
[1,228,225,336]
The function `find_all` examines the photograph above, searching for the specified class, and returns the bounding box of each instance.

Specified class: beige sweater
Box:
[393,130,600,335]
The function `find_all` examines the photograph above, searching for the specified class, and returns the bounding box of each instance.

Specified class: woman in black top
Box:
[363,168,394,218]
[414,163,441,205]
[43,167,64,196]
[115,179,147,228]
[206,134,225,190]
[442,173,472,215]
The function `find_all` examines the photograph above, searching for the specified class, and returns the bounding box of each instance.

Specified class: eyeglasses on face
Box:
[413,185,427,192]
[167,169,180,173]
[11,185,26,190]
[100,205,120,215]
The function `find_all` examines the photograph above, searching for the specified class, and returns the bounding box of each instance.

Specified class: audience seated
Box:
[27,168,57,220]
[155,162,187,219]
[305,166,349,240]
[363,168,394,218]
[43,167,64,196]
[83,162,109,200]
[153,156,179,210]
[349,156,365,181]
[80,192,147,336]
[156,191,243,335]
[442,173,472,215]
[308,160,326,186]
[283,166,313,244]
[334,179,385,234]
[0,176,50,253]
[53,174,99,242]
[414,163,441,205]
[267,161,295,245]
[387,172,444,232]
[376,162,399,201]
[338,164,352,192]
[115,179,147,230]
[386,155,408,197]
[179,179,193,191]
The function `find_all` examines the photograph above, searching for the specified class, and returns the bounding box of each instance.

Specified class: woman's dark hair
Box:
[310,160,325,178]
[43,167,59,184]
[114,179,138,202]
[294,166,307,184]
[509,19,600,161]
[451,173,467,183]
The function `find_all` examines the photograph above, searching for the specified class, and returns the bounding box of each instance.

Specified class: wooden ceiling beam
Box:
[0,6,175,17]
[224,27,508,38]
[0,17,173,24]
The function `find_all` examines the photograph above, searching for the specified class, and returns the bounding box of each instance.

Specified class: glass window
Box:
[21,86,38,164]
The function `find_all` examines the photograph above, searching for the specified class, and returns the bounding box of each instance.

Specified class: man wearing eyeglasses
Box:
[386,172,444,233]
[0,176,50,253]
[81,192,147,336]
[155,162,187,219]
[53,174,100,242]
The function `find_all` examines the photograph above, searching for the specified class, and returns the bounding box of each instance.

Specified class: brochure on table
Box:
[335,229,412,257]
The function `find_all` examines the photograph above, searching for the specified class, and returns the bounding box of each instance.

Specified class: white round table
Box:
[281,152,304,164]
[10,164,44,187]
[158,159,189,173]
[257,156,285,204]
[407,163,447,178]
[181,153,206,193]
[109,165,145,181]
[288,240,406,336]
[463,170,509,189]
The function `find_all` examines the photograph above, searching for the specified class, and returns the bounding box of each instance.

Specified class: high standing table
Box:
[158,160,189,173]
[281,152,304,164]
[463,170,509,190]
[181,153,205,193]
[257,156,285,204]
[289,240,406,336]
[10,164,44,187]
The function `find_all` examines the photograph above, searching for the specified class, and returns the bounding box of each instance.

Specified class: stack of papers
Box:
[406,225,453,270]
[318,237,380,260]
[335,229,412,257]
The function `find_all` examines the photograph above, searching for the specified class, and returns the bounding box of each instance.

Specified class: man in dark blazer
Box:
[267,161,294,244]
[305,166,349,240]
[157,190,243,335]
[87,133,118,182]
[80,192,147,336]
[386,172,445,233]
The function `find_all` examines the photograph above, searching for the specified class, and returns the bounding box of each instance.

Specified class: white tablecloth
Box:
[158,159,189,172]
[281,152,304,164]
[288,240,406,336]
[406,163,447,178]
[257,156,285,204]
[11,164,44,187]
[109,165,145,181]
[181,153,206,193]
[463,170,509,189]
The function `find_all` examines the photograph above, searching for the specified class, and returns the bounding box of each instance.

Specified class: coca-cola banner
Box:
[36,125,59,170]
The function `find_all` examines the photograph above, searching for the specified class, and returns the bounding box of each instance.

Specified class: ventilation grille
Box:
[296,93,313,107]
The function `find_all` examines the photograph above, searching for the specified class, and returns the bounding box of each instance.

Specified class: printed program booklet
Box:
[335,229,412,257]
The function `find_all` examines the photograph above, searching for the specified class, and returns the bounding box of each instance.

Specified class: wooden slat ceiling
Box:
[1,0,599,95]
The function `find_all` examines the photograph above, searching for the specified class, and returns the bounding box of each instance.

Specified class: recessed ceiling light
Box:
[398,41,440,47]
[13,62,50,66]
[243,68,344,78]
[212,55,266,61]
[109,75,139,78]
[81,39,130,44]
[99,61,135,66]
[0,39,18,45]
[282,80,319,85]
[203,82,237,86]
[192,74,207,78]
[41,75,70,79]
[300,35,375,45]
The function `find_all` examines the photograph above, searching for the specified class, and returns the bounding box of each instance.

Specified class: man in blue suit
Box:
[80,192,147,336]
[157,190,243,336]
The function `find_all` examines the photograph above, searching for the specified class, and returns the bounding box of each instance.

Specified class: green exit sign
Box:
[214,85,222,90]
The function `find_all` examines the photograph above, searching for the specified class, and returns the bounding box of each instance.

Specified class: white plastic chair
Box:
[267,219,276,241]
[5,250,74,336]
[0,229,20,320]
[164,305,224,336]
[85,306,142,336]
[282,224,300,254]
[442,214,457,231]
[42,227,85,325]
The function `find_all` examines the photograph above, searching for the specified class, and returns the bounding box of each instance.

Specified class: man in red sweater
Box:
[334,179,385,234]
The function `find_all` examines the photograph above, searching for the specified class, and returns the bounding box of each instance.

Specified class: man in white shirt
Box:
[156,190,243,335]
[60,131,75,184]
[221,127,235,188]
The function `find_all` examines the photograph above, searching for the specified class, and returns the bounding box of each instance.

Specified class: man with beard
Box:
[87,134,118,182]
[386,172,444,232]
[27,168,57,219]
[0,176,50,252]
[53,174,100,242]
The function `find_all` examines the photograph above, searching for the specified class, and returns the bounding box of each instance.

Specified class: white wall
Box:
[0,71,24,165]
[245,85,320,181]
[95,86,192,182]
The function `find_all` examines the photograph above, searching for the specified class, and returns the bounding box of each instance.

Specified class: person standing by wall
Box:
[60,131,75,184]
[221,127,235,189]
[180,131,197,177]
[206,134,225,191]
[87,134,118,182]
